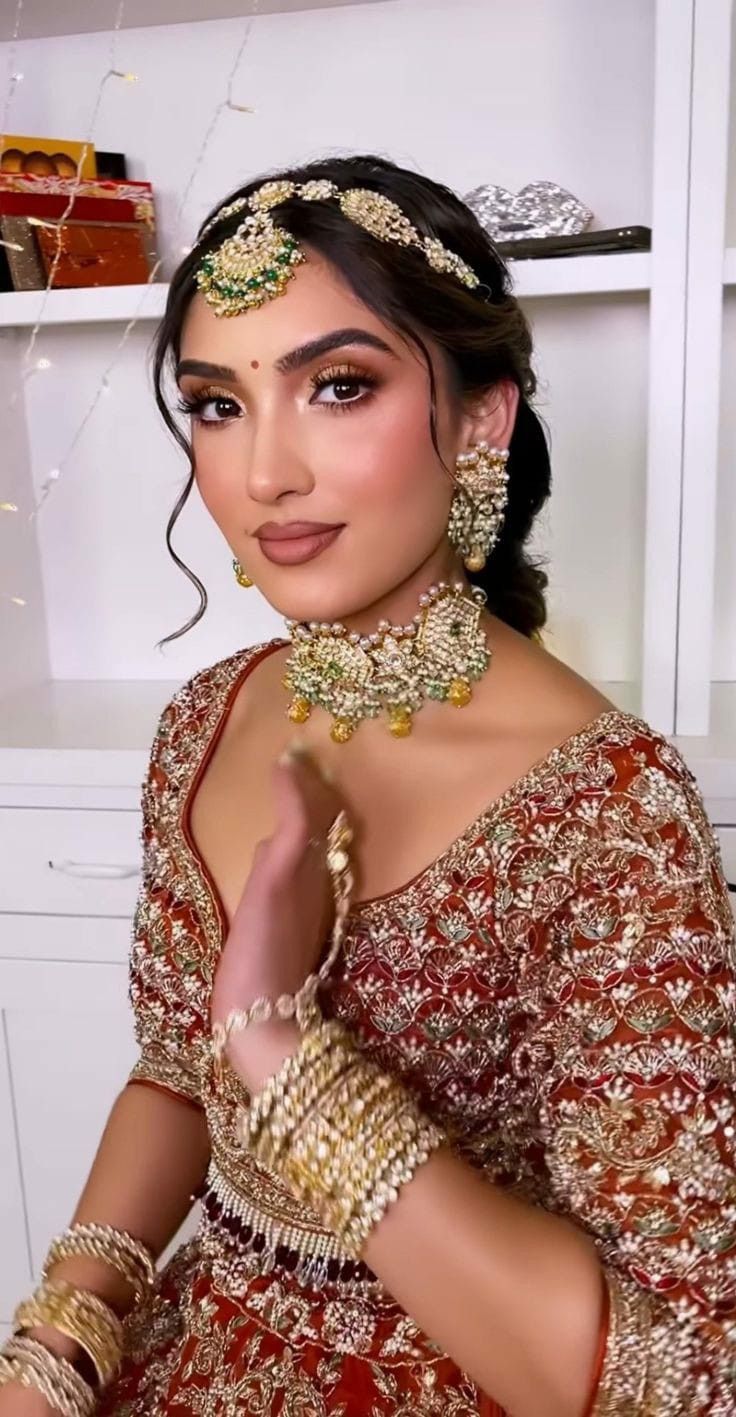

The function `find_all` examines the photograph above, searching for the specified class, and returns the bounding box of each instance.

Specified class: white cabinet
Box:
[0,808,141,918]
[0,792,202,1322]
[2,961,136,1279]
[0,1008,32,1324]
[0,941,135,1322]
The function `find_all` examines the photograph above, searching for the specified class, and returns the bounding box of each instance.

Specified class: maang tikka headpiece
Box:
[195,179,481,317]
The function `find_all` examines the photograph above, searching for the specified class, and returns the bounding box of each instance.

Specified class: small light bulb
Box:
[1,502,18,513]
[36,357,52,370]
[10,596,27,606]
[180,245,192,256]
[123,71,139,84]
[101,377,110,393]
[47,468,61,482]
[12,71,24,83]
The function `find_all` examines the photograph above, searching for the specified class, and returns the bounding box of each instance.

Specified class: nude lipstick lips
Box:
[255,521,344,567]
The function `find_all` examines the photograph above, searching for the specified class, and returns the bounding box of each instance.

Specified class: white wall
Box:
[715,0,736,682]
[0,330,48,696]
[2,0,665,683]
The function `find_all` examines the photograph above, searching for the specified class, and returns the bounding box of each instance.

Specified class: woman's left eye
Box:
[309,368,377,412]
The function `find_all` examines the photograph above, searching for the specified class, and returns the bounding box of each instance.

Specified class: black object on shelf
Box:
[96,151,128,180]
[496,225,651,260]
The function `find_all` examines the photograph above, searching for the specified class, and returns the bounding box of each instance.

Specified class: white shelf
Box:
[0,253,654,330]
[0,282,169,329]
[508,251,651,297]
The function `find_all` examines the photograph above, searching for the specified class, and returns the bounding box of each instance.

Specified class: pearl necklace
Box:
[283,580,491,742]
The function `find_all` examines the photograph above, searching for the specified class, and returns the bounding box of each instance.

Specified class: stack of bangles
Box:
[0,1223,155,1415]
[213,807,448,1256]
[237,1014,447,1256]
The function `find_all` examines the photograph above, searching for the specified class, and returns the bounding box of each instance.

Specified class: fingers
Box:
[268,748,344,874]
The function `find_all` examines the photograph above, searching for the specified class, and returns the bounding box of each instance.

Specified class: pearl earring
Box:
[447,443,510,571]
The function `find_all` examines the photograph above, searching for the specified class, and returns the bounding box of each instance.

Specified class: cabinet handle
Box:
[48,859,141,880]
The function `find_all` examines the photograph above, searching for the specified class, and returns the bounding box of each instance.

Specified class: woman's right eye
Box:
[176,391,243,427]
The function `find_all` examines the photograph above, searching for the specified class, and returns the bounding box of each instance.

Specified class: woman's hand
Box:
[0,1379,58,1414]
[210,746,347,1093]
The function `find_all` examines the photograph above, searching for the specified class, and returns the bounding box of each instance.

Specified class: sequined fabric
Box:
[100,640,736,1415]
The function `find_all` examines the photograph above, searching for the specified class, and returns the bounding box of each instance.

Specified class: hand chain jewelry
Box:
[211,808,354,1078]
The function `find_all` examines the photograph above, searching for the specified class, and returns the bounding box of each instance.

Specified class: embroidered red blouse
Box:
[98,641,736,1415]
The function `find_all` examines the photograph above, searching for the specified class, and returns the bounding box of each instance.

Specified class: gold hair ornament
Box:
[195,179,480,317]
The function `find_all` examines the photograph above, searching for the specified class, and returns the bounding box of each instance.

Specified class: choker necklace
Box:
[283,581,491,743]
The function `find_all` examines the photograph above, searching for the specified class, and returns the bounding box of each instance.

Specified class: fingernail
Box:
[278,742,310,767]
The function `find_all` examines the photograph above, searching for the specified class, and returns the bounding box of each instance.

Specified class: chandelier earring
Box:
[447,442,510,572]
[233,558,254,588]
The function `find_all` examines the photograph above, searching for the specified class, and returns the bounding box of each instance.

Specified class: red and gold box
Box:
[0,176,157,290]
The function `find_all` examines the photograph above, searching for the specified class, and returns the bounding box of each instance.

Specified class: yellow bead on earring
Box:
[233,558,254,588]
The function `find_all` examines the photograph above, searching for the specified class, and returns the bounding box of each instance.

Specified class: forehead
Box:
[180,249,388,360]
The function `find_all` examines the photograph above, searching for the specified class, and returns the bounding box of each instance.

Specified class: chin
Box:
[266,592,358,627]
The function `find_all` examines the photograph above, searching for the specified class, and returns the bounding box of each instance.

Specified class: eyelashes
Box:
[176,364,378,429]
[175,388,240,429]
[310,363,378,412]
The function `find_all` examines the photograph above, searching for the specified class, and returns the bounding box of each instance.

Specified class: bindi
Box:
[250,359,259,369]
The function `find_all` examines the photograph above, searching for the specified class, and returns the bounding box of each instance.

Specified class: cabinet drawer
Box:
[0,808,142,917]
[715,827,736,921]
[716,826,736,881]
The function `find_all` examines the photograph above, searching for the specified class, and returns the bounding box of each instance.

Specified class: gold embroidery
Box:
[116,639,736,1414]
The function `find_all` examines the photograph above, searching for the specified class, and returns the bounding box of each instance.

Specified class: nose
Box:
[245,410,315,505]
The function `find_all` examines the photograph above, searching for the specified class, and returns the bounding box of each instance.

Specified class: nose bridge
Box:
[245,396,312,504]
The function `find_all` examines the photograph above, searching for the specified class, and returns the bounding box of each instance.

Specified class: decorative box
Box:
[0,181,157,290]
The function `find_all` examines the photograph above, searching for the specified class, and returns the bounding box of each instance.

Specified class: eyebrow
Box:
[175,326,398,384]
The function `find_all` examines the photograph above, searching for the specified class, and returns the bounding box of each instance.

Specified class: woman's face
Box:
[177,245,513,625]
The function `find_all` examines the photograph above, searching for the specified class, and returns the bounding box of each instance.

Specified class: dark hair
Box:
[151,152,551,648]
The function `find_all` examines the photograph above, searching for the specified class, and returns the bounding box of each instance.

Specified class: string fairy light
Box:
[18,0,135,374]
[1,0,25,134]
[27,0,261,515]
[1,0,262,587]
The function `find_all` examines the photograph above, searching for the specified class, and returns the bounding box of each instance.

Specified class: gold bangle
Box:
[44,1222,155,1303]
[238,1016,447,1258]
[13,1279,123,1388]
[0,1335,96,1416]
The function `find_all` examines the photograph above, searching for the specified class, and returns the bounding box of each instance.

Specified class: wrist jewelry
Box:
[211,809,354,1077]
[237,1016,446,1258]
[43,1222,156,1304]
[13,1279,123,1388]
[0,1335,96,1417]
[283,580,491,743]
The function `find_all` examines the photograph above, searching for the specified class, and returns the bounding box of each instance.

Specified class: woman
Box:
[1,153,734,1416]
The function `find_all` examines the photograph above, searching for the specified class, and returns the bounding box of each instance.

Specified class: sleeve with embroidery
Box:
[536,739,736,1414]
[126,693,204,1107]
